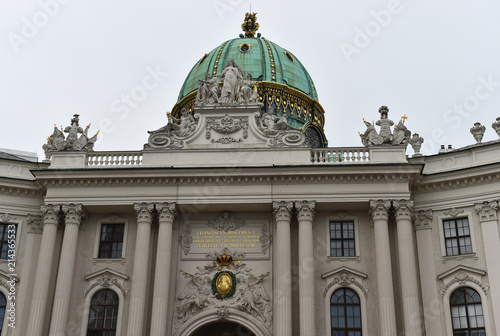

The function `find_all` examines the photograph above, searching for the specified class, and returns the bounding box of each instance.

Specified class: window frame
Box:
[87,289,119,335]
[326,214,360,260]
[82,286,124,336]
[443,217,473,256]
[449,287,486,335]
[437,211,476,259]
[330,288,362,335]
[443,280,493,336]
[324,282,367,336]
[0,223,17,260]
[93,216,128,261]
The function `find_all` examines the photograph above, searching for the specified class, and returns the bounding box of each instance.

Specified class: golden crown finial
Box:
[217,252,233,267]
[401,114,408,122]
[241,12,259,38]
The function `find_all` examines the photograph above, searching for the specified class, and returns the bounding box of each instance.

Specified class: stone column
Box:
[475,200,500,336]
[150,202,176,336]
[414,210,443,335]
[272,201,293,336]
[26,205,61,336]
[370,200,397,336]
[393,200,423,336]
[127,202,154,336]
[49,204,86,336]
[296,201,316,336]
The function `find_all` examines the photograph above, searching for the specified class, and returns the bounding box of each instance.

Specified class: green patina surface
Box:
[178,37,318,102]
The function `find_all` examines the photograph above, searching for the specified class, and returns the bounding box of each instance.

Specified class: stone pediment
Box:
[321,266,368,298]
[145,105,309,150]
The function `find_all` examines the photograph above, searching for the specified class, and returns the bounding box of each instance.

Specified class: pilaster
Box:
[475,200,500,335]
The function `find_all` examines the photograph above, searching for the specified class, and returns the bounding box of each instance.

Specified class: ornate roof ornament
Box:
[492,117,500,137]
[359,106,411,147]
[42,114,98,158]
[470,122,486,143]
[241,12,260,38]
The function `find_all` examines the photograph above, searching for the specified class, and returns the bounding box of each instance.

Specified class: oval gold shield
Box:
[216,273,232,295]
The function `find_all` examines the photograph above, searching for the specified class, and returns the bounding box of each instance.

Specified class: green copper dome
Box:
[178,37,318,102]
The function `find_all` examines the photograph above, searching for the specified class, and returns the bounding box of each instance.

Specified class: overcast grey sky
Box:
[2,0,500,160]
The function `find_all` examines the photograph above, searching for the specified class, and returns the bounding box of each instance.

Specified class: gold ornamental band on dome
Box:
[212,40,230,76]
[262,39,276,81]
[171,81,325,130]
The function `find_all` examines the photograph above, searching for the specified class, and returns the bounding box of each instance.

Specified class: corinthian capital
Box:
[134,202,155,223]
[273,201,293,222]
[296,201,316,222]
[40,204,62,226]
[156,202,177,224]
[393,199,414,221]
[61,203,86,225]
[475,201,499,222]
[369,200,391,221]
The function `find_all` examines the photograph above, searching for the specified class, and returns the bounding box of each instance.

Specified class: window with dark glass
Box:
[87,289,119,336]
[450,287,486,336]
[0,292,5,334]
[331,288,362,336]
[0,223,16,259]
[98,224,124,259]
[330,221,355,257]
[443,218,473,256]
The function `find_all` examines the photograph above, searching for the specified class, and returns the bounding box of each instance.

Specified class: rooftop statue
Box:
[259,107,292,135]
[195,59,261,106]
[146,108,199,149]
[359,106,412,147]
[409,133,424,157]
[43,114,98,157]
[470,122,486,143]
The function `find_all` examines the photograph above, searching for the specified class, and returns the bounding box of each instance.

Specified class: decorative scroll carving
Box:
[83,271,128,300]
[206,115,248,144]
[208,212,245,232]
[492,117,500,137]
[444,208,464,217]
[273,201,293,222]
[415,210,433,230]
[27,214,43,234]
[322,271,368,298]
[179,224,193,255]
[176,261,271,329]
[475,201,499,222]
[259,222,272,254]
[441,271,488,301]
[0,213,13,223]
[43,114,98,158]
[146,109,199,149]
[254,109,308,147]
[369,200,391,221]
[393,199,414,221]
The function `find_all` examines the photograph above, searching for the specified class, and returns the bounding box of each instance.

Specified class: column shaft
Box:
[26,205,60,336]
[475,201,500,336]
[394,200,423,336]
[297,201,316,336]
[127,203,154,336]
[370,200,397,336]
[273,201,293,336]
[49,204,85,336]
[150,203,176,336]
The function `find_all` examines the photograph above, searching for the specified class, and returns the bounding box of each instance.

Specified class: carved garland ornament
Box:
[179,224,193,255]
[208,212,245,232]
[83,273,127,300]
[322,271,368,298]
[206,115,248,144]
[440,271,488,301]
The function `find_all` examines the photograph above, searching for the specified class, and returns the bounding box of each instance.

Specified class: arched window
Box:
[450,287,486,336]
[0,292,5,334]
[87,289,119,336]
[331,288,362,336]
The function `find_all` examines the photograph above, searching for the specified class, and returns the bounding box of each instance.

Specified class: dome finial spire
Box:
[241,11,259,38]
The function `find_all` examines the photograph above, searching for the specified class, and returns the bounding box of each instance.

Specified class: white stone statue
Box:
[43,114,98,157]
[196,73,219,105]
[470,122,486,143]
[376,106,394,144]
[359,120,383,146]
[176,274,212,322]
[234,274,271,325]
[217,58,244,103]
[259,107,291,134]
[149,108,197,137]
[392,119,411,145]
[238,72,260,104]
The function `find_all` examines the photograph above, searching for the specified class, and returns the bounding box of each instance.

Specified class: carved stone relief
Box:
[206,115,248,144]
[146,109,199,149]
[27,214,43,234]
[475,201,499,222]
[444,208,464,217]
[415,210,433,230]
[322,269,368,298]
[83,269,128,301]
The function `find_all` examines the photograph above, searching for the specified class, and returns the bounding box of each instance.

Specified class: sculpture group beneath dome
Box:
[195,59,261,106]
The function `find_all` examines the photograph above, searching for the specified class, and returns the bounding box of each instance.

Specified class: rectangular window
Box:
[0,224,16,259]
[443,218,473,256]
[330,221,355,257]
[98,224,124,259]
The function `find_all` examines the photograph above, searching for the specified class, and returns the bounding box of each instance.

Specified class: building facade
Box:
[1,13,500,336]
